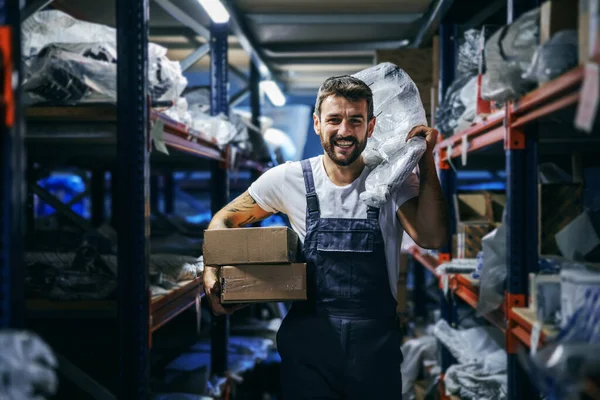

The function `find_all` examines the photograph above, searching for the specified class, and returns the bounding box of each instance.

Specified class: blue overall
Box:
[276,160,403,400]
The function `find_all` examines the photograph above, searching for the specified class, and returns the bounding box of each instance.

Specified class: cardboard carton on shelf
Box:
[579,0,600,63]
[540,0,579,44]
[203,226,300,266]
[453,192,505,258]
[220,264,307,303]
[539,183,584,255]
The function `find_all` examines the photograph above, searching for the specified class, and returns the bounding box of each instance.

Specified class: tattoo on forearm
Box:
[225,193,257,213]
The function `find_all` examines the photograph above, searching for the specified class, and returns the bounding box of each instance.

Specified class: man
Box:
[204,75,448,399]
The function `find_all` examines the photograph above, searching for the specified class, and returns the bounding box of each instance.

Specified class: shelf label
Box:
[575,62,599,133]
[461,136,469,166]
[150,119,169,155]
[442,274,449,296]
[530,321,542,355]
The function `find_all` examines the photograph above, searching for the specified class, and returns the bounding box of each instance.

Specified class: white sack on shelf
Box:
[352,63,428,208]
[22,10,187,104]
[0,331,58,400]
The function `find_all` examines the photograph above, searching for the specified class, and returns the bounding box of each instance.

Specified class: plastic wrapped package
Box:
[435,73,477,135]
[560,266,600,327]
[22,10,187,104]
[401,336,437,400]
[523,30,578,85]
[476,223,507,317]
[183,87,249,148]
[0,331,58,400]
[457,29,483,76]
[164,97,193,127]
[521,289,600,399]
[352,63,428,208]
[433,320,507,399]
[481,8,540,103]
[453,76,478,133]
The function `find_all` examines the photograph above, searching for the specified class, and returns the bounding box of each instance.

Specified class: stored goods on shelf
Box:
[524,30,579,84]
[540,183,584,255]
[203,227,300,266]
[540,0,579,44]
[22,10,187,105]
[453,192,505,258]
[433,320,507,400]
[477,222,507,317]
[0,331,58,400]
[560,264,600,326]
[579,0,600,63]
[555,209,600,262]
[481,8,540,103]
[220,263,307,303]
[352,62,428,208]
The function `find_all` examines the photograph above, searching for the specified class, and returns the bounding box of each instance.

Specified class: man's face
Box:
[314,95,376,167]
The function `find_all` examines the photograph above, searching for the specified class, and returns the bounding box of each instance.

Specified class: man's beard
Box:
[320,129,368,167]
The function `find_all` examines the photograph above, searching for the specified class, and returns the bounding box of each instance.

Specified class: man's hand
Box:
[406,125,439,153]
[203,265,248,316]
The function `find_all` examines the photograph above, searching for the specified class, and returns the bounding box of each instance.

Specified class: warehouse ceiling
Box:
[27,0,503,96]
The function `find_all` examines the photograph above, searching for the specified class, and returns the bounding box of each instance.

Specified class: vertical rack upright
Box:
[115,0,151,397]
[0,0,25,331]
[210,19,231,378]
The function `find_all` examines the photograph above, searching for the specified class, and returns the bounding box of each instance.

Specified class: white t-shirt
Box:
[248,155,419,300]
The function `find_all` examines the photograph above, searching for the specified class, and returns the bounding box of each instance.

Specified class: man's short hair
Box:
[315,75,374,121]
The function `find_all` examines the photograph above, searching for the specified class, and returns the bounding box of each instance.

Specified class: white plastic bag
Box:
[352,63,428,207]
[22,10,187,103]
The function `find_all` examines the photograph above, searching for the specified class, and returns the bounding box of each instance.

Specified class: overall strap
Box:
[301,159,320,217]
[367,206,380,221]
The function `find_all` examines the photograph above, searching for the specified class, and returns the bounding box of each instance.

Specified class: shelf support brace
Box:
[180,43,210,72]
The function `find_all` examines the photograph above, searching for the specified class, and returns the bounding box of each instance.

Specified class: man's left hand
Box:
[406,125,439,153]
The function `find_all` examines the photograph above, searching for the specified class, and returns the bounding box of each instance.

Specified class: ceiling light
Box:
[260,80,286,107]
[198,0,230,24]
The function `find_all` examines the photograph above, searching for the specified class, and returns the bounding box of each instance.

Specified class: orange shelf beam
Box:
[435,64,586,161]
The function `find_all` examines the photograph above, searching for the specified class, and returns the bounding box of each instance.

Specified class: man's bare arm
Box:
[208,190,273,229]
[396,126,448,250]
[204,190,273,315]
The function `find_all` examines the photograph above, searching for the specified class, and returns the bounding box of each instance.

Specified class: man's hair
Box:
[315,75,374,121]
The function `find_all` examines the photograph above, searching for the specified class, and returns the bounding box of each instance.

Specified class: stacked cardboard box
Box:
[579,0,600,63]
[539,183,584,255]
[203,227,306,304]
[452,192,505,259]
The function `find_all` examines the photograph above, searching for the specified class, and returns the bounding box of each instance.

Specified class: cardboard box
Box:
[540,0,578,44]
[203,227,300,265]
[539,184,584,255]
[220,264,307,303]
[579,0,600,63]
[453,192,505,258]
[457,223,496,258]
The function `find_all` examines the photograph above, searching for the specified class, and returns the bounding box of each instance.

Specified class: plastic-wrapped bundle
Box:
[183,87,249,148]
[435,74,478,135]
[0,331,58,400]
[352,63,428,208]
[457,29,483,76]
[481,8,540,103]
[523,30,579,85]
[22,10,187,104]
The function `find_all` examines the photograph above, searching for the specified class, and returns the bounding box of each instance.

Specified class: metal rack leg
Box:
[116,0,150,397]
[91,170,106,227]
[0,1,25,330]
[412,258,427,319]
[506,126,539,400]
[164,172,174,214]
[150,174,159,213]
[210,20,231,378]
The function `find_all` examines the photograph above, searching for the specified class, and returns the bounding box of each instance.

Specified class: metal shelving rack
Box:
[2,0,274,398]
[413,0,600,398]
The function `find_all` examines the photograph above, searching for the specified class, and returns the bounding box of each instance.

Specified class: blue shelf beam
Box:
[116,0,151,396]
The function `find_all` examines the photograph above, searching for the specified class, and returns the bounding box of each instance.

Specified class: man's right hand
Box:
[203,265,247,316]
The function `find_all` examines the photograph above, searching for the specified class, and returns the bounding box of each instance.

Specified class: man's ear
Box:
[313,113,321,135]
[367,116,376,138]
